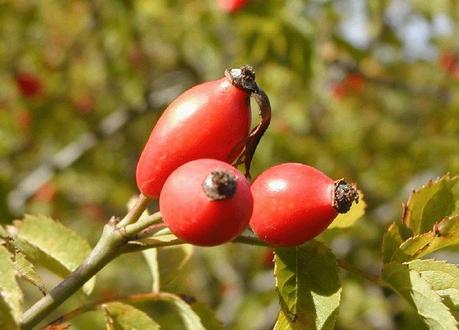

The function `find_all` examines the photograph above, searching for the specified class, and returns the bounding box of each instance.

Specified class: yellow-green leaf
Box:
[157,293,206,330]
[404,174,459,235]
[383,262,458,330]
[393,214,459,262]
[274,241,341,330]
[407,259,459,321]
[0,293,19,330]
[103,302,160,330]
[142,245,192,292]
[10,215,95,295]
[13,252,46,295]
[381,222,404,263]
[0,245,22,324]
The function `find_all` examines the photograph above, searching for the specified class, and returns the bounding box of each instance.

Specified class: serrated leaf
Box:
[190,302,224,330]
[382,262,458,330]
[381,222,403,263]
[328,191,366,229]
[0,245,22,323]
[10,215,95,295]
[142,245,193,292]
[157,293,206,330]
[406,259,459,320]
[13,252,46,295]
[274,241,341,330]
[273,310,292,330]
[392,214,459,262]
[0,293,19,330]
[103,302,160,330]
[404,175,459,235]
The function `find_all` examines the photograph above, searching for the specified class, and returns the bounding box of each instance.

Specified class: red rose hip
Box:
[218,0,248,13]
[249,163,358,246]
[160,159,253,246]
[136,66,271,197]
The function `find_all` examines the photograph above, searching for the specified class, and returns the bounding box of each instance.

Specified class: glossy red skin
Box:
[15,73,43,98]
[250,163,337,246]
[160,159,253,246]
[136,78,251,197]
[217,0,248,13]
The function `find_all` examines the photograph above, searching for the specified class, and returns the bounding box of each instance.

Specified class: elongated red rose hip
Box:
[160,159,253,246]
[136,65,271,197]
[249,163,359,246]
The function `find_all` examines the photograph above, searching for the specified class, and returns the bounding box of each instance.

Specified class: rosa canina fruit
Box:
[136,65,271,197]
[217,0,248,13]
[250,163,359,246]
[159,159,253,246]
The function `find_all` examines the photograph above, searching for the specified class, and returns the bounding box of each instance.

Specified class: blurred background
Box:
[0,0,458,329]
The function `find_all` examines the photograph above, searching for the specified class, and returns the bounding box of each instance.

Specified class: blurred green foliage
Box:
[0,0,458,329]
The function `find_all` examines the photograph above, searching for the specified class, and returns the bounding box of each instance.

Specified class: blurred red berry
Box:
[345,73,365,93]
[217,0,248,13]
[331,72,365,99]
[439,52,459,79]
[331,83,347,99]
[73,94,94,115]
[15,73,43,99]
[82,203,104,221]
[33,183,57,203]
[16,109,33,130]
[440,52,456,72]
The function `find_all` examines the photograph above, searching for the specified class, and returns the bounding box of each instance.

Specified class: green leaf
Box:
[13,252,46,295]
[142,245,193,292]
[393,214,459,262]
[381,222,403,263]
[0,245,22,323]
[0,293,19,330]
[273,310,294,330]
[406,259,459,320]
[103,302,160,330]
[142,249,160,292]
[9,215,95,295]
[189,302,224,330]
[274,241,341,330]
[157,293,206,330]
[328,191,366,229]
[382,262,458,330]
[404,174,459,235]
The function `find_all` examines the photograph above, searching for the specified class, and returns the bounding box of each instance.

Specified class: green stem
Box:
[21,223,123,330]
[47,292,186,327]
[124,211,163,237]
[117,193,151,228]
[20,194,152,330]
[232,232,268,246]
[336,258,383,286]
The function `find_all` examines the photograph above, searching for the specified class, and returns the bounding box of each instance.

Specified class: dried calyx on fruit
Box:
[333,179,359,213]
[159,159,253,246]
[202,170,237,201]
[226,66,272,179]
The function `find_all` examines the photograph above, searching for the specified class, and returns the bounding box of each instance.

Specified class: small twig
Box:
[336,258,383,286]
[117,194,152,228]
[20,194,152,330]
[47,292,187,327]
